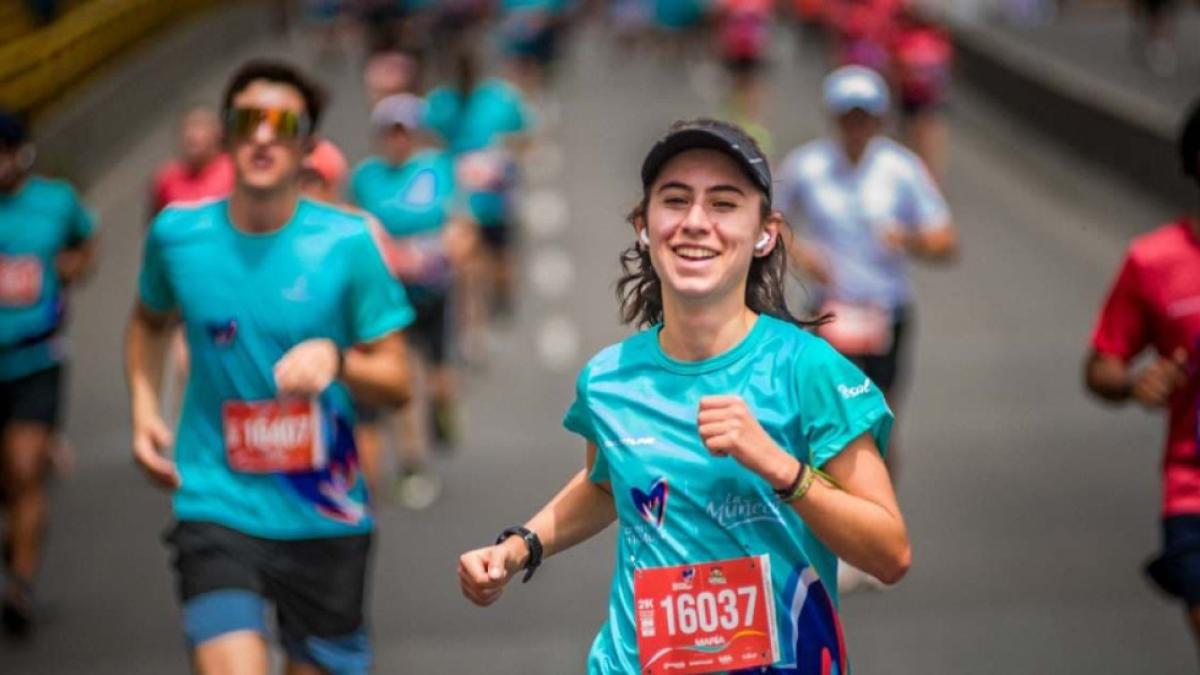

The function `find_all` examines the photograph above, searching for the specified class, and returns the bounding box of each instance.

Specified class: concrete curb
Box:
[950,22,1194,207]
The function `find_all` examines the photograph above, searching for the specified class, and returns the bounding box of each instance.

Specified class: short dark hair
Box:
[221,59,328,134]
[1182,98,1200,179]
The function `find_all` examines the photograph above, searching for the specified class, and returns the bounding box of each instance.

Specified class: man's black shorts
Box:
[165,521,372,670]
[0,364,63,431]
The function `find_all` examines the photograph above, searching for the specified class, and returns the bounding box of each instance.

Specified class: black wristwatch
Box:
[496,526,543,583]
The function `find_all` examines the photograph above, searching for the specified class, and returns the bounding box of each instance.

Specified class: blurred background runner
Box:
[0,110,97,638]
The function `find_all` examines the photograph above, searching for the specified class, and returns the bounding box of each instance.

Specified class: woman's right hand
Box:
[458,537,529,607]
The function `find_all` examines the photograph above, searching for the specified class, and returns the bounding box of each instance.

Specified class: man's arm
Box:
[125,302,178,489]
[1085,349,1188,408]
[273,331,412,408]
[343,331,411,407]
[56,235,98,287]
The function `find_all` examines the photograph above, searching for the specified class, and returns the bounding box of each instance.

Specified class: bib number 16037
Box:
[657,586,757,636]
[634,554,779,675]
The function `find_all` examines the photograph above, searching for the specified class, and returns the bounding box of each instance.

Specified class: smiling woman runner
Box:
[458,119,911,674]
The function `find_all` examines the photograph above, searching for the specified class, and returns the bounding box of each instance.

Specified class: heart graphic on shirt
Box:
[631,478,669,528]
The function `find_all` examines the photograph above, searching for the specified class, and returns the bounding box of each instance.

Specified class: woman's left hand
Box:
[697,395,796,490]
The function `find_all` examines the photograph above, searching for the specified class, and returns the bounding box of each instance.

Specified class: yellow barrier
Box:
[0,0,225,112]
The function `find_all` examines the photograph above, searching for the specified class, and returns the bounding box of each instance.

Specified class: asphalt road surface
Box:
[1,6,1192,673]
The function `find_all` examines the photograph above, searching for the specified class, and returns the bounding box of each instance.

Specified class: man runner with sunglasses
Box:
[125,60,413,674]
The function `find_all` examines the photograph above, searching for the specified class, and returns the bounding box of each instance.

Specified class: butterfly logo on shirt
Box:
[206,319,238,347]
[631,477,669,528]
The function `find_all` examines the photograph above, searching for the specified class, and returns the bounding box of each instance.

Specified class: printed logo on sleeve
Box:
[837,378,872,399]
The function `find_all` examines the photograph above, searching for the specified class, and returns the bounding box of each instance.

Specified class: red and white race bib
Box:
[818,300,894,356]
[0,255,43,307]
[223,397,327,474]
[634,555,779,674]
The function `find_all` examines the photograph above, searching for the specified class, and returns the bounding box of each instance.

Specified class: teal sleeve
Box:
[422,88,456,145]
[137,223,175,313]
[505,90,530,135]
[797,338,893,468]
[346,229,415,344]
[66,187,96,245]
[562,364,610,483]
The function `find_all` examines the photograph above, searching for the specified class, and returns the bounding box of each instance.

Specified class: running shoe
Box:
[395,467,442,511]
[431,400,460,450]
[2,578,34,638]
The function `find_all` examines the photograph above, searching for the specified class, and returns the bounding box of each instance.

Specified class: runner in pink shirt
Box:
[1085,99,1200,654]
[148,106,234,218]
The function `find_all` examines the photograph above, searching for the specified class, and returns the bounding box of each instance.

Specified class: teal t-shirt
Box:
[0,176,96,380]
[138,198,414,539]
[564,315,891,674]
[424,80,529,227]
[654,0,706,28]
[349,150,457,239]
[350,150,459,295]
[423,78,531,155]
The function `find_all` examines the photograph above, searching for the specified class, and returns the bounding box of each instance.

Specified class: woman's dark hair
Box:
[1182,97,1200,179]
[616,119,827,329]
[221,59,328,133]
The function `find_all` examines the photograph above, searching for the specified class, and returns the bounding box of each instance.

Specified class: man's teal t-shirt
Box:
[0,176,96,381]
[563,315,891,674]
[138,198,414,540]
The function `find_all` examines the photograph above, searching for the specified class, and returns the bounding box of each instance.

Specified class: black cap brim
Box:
[640,127,772,204]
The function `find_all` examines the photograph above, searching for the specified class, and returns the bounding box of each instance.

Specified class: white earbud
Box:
[754,233,771,252]
[639,229,650,246]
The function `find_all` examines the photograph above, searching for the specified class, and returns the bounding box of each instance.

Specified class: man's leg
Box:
[2,420,52,634]
[194,630,271,675]
[2,421,50,583]
[284,662,325,675]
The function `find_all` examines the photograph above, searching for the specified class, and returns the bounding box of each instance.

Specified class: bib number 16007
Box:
[633,554,779,675]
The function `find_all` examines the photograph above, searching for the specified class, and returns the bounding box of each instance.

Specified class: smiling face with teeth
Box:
[639,148,779,311]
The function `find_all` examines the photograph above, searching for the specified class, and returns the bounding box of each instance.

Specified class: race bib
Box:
[818,300,894,356]
[634,555,780,674]
[223,397,327,474]
[0,255,43,307]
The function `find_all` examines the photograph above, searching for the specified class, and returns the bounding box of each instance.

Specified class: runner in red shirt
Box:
[1085,99,1200,652]
[148,106,234,218]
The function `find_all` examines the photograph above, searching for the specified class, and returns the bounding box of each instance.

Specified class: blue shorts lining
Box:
[182,589,268,648]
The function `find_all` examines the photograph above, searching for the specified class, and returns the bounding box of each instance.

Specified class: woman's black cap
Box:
[640,121,772,205]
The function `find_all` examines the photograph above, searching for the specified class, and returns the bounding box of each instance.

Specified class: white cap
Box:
[822,65,889,116]
[371,93,425,131]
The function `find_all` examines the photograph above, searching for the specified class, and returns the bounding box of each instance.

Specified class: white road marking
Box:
[525,142,565,185]
[537,316,580,371]
[522,189,570,239]
[529,246,576,299]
